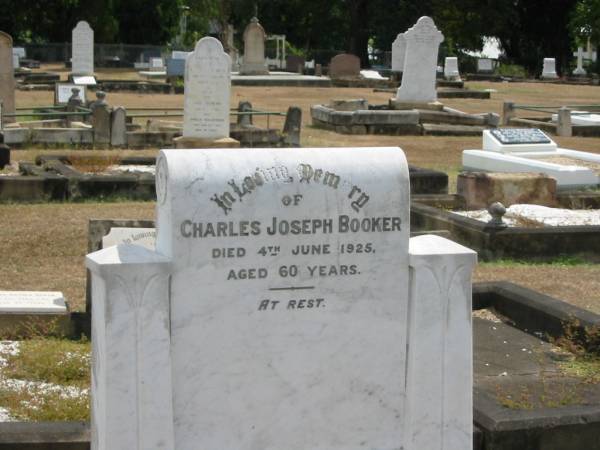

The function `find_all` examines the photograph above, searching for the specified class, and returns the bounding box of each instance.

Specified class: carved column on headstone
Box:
[86,245,174,450]
[394,17,444,105]
[405,234,477,450]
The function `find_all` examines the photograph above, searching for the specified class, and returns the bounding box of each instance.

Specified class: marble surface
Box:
[0,291,67,314]
[542,57,558,79]
[391,32,406,72]
[157,147,411,449]
[72,21,94,75]
[396,17,444,103]
[183,37,231,139]
[102,227,156,249]
[444,56,460,80]
[88,146,476,450]
[55,83,86,104]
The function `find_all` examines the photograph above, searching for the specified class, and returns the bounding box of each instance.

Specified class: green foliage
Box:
[496,63,528,78]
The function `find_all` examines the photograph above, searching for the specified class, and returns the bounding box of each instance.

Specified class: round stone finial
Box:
[487,202,508,228]
[96,91,106,100]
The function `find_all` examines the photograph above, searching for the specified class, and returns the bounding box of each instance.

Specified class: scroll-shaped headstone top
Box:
[155,147,411,448]
[72,21,94,74]
[404,16,444,45]
[183,37,231,140]
[391,33,406,72]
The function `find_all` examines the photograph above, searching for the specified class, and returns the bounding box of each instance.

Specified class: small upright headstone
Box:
[285,55,305,73]
[328,53,361,79]
[110,107,127,147]
[71,21,94,75]
[444,56,461,81]
[391,33,407,72]
[0,31,15,123]
[174,37,239,148]
[12,53,19,69]
[477,58,493,73]
[149,57,164,72]
[240,16,269,75]
[541,58,558,79]
[573,47,587,76]
[394,17,444,105]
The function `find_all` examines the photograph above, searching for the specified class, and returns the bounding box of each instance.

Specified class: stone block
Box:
[457,171,557,210]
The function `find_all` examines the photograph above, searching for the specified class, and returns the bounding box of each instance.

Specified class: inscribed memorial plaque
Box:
[155,147,411,449]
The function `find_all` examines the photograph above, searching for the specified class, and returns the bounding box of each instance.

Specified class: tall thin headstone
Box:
[72,21,94,75]
[240,16,269,75]
[174,37,239,148]
[0,31,15,124]
[394,17,444,105]
[391,33,407,72]
[87,145,476,450]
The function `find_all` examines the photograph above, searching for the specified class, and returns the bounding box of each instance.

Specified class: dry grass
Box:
[5,70,600,313]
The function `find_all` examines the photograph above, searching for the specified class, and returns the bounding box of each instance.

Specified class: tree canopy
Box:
[0,0,589,74]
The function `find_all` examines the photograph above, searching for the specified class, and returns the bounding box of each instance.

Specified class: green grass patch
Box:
[480,255,592,268]
[3,338,90,387]
[0,338,90,421]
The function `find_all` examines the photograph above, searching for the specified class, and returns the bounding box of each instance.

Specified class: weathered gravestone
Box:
[0,31,15,124]
[240,16,269,75]
[174,37,239,148]
[391,33,407,72]
[328,53,361,79]
[110,107,127,147]
[72,21,94,75]
[477,58,493,73]
[285,55,305,73]
[541,58,558,79]
[394,17,444,105]
[87,146,477,450]
[444,56,461,81]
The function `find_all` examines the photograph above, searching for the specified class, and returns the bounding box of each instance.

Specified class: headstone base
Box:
[239,64,270,76]
[389,98,444,111]
[172,136,240,149]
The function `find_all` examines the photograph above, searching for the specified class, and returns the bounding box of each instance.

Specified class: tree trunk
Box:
[346,0,370,67]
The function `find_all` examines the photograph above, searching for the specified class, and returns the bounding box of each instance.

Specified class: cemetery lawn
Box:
[0,338,90,421]
[4,76,600,312]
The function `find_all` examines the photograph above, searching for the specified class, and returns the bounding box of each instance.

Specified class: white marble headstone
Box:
[13,47,25,58]
[0,291,67,314]
[477,58,493,72]
[12,53,19,69]
[391,32,406,72]
[444,56,460,80]
[395,16,444,103]
[183,37,231,140]
[541,57,558,79]
[72,21,94,75]
[156,147,411,449]
[102,227,156,250]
